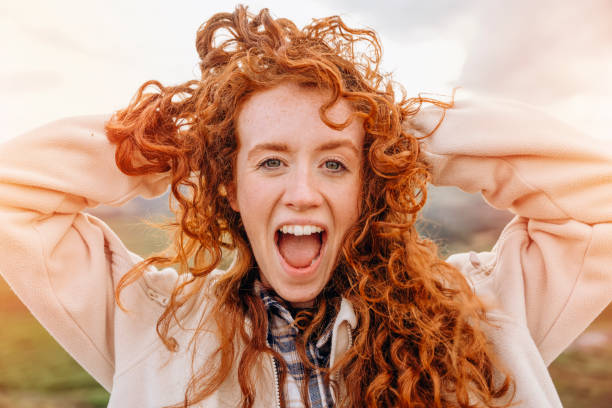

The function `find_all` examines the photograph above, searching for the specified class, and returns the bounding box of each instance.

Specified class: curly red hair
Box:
[106,6,513,408]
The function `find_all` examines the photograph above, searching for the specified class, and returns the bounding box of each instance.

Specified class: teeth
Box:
[278,224,323,236]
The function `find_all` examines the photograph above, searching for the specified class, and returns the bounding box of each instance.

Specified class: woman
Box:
[0,6,611,408]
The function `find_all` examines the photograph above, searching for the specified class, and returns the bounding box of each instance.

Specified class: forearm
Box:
[0,115,171,389]
[417,92,612,224]
[0,114,170,215]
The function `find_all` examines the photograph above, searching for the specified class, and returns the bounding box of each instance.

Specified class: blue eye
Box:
[324,160,345,171]
[260,158,282,169]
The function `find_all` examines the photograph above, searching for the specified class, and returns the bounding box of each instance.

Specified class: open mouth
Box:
[275,225,327,270]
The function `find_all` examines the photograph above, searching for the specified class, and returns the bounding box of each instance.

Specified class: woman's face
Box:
[231,82,364,305]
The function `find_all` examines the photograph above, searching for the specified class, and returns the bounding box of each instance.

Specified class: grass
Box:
[549,306,612,407]
[1,214,611,407]
[550,343,612,407]
[0,281,110,407]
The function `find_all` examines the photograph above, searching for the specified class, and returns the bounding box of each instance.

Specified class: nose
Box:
[282,165,323,211]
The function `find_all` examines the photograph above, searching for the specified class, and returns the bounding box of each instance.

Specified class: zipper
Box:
[272,356,281,408]
[266,336,281,408]
[262,307,281,408]
[346,322,353,349]
[330,321,354,404]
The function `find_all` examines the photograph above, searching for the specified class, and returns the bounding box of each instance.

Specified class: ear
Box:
[221,183,240,212]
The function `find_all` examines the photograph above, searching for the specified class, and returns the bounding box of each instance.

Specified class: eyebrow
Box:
[247,143,290,161]
[247,139,360,161]
[315,140,360,155]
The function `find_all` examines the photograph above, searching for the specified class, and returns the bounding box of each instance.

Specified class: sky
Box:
[1,0,610,141]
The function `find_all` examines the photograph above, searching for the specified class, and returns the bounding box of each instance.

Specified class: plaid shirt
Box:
[255,281,335,408]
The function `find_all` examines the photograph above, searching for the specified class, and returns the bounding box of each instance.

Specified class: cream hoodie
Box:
[0,93,611,407]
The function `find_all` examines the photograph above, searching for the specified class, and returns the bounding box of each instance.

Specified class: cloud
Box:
[328,0,477,38]
[458,0,612,104]
[20,25,98,57]
[0,70,63,93]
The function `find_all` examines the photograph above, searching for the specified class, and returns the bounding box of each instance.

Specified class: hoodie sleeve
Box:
[0,115,172,390]
[416,92,612,364]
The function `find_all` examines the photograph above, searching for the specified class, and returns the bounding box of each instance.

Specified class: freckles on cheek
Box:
[237,181,269,227]
[235,173,253,204]
[241,184,262,208]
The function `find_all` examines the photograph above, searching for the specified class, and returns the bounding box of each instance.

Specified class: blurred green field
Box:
[1,212,611,407]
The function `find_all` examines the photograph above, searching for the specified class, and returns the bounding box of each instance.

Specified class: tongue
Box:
[278,233,321,268]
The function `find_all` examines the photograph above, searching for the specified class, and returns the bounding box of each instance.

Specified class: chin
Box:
[278,286,321,308]
[262,269,328,307]
[274,278,321,301]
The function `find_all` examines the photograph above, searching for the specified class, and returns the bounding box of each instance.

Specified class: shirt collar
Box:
[254,280,335,349]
